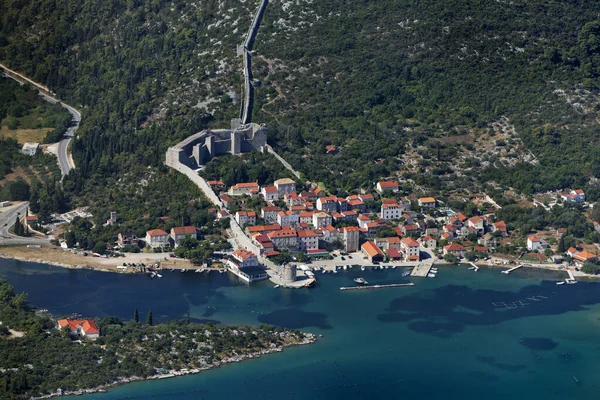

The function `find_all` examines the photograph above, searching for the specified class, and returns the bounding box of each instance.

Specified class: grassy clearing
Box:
[0,123,53,144]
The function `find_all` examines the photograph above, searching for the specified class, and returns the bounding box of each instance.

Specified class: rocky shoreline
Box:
[33,333,317,399]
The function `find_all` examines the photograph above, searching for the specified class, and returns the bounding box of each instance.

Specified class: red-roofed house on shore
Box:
[572,250,597,264]
[228,249,267,282]
[387,248,402,260]
[145,229,169,248]
[361,241,385,263]
[170,226,198,247]
[376,180,399,193]
[443,243,466,258]
[57,319,99,340]
[401,237,420,261]
[527,236,542,251]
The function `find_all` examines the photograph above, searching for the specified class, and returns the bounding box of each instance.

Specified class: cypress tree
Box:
[146,310,153,326]
[133,308,139,323]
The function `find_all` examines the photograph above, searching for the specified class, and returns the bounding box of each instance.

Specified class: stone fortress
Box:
[166,120,267,169]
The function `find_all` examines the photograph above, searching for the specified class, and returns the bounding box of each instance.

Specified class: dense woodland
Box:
[0,279,309,400]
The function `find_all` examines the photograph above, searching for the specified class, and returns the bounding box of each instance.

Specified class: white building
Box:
[57,319,99,340]
[274,178,296,196]
[261,206,281,224]
[312,211,332,228]
[316,196,338,213]
[527,236,542,251]
[236,211,257,226]
[21,142,40,156]
[145,229,169,248]
[261,186,279,201]
[341,226,360,252]
[277,210,299,227]
[297,230,319,251]
[267,229,298,250]
[381,203,403,220]
[401,237,420,261]
[170,226,197,247]
[229,182,260,196]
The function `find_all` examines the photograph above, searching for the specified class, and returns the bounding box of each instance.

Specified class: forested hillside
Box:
[1,0,600,205]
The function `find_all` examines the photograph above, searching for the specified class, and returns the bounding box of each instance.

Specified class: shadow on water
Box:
[378,281,600,337]
[258,308,332,329]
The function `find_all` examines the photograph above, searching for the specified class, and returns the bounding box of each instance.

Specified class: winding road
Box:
[0,62,78,178]
[0,202,49,246]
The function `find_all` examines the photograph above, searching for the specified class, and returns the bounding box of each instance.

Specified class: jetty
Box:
[410,259,434,277]
[565,269,577,284]
[501,264,523,274]
[340,283,415,291]
[468,262,479,271]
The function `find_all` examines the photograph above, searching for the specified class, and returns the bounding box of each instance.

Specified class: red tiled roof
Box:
[262,185,278,193]
[528,236,539,242]
[401,237,419,247]
[387,248,402,258]
[232,249,257,260]
[57,319,99,334]
[172,226,196,235]
[444,243,465,252]
[362,241,385,257]
[378,181,398,189]
[147,229,168,237]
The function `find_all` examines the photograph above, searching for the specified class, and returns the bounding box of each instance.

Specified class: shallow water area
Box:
[1,258,599,399]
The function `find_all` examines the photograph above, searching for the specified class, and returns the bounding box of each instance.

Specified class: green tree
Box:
[146,310,153,326]
[134,308,139,323]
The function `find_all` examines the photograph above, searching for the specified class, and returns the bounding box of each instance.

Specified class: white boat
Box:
[343,265,348,270]
[380,266,384,270]
[566,280,577,285]
[274,284,280,288]
[361,266,365,271]
[181,269,187,273]
[391,266,396,269]
[156,273,163,278]
[556,281,565,285]
[427,273,436,278]
[385,266,389,269]
[322,270,326,274]
[333,270,338,274]
[354,277,368,285]
[431,268,438,272]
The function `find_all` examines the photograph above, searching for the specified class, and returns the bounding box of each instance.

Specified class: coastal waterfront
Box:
[2,258,600,399]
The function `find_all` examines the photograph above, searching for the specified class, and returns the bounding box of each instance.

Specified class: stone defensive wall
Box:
[241,0,269,124]
[166,122,267,170]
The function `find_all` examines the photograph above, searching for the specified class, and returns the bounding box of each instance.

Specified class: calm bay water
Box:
[2,258,600,399]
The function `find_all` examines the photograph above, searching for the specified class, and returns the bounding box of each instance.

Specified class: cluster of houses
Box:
[207,177,515,262]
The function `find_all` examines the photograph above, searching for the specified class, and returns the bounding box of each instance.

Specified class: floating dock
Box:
[340,283,415,291]
[501,264,523,274]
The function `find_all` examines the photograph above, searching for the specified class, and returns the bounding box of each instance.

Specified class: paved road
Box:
[0,202,49,246]
[1,63,79,177]
[39,94,80,177]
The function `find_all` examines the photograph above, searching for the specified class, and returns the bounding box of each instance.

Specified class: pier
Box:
[410,260,434,277]
[340,283,415,291]
[501,264,523,274]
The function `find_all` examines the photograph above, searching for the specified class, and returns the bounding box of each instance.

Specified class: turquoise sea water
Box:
[2,258,600,399]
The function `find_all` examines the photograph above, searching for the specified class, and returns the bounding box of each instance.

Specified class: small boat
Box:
[379,266,384,270]
[427,273,436,278]
[354,277,368,285]
[343,265,348,270]
[156,273,163,278]
[566,280,577,285]
[333,270,338,274]
[181,269,187,273]
[274,284,280,289]
[321,270,326,274]
[556,281,565,285]
[391,266,396,269]
[402,271,411,277]
[468,266,476,270]
[431,268,438,272]
[385,266,389,269]
[219,269,224,273]
[361,266,365,271]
